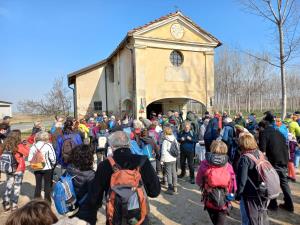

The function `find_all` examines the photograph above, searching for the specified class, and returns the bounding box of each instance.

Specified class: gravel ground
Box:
[0,166,300,225]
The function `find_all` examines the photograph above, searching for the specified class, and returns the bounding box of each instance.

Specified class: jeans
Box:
[3,172,23,206]
[180,150,195,179]
[240,197,249,225]
[269,165,294,210]
[294,147,300,168]
[165,161,177,188]
[34,169,53,202]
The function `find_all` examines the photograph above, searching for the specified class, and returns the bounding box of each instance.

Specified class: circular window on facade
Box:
[170,50,184,67]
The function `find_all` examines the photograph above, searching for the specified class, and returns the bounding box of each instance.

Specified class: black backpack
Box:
[165,139,179,157]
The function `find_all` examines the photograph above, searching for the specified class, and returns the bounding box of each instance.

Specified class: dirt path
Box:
[0,168,300,225]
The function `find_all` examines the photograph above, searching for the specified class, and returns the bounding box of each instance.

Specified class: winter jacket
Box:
[87,148,160,225]
[289,121,300,138]
[28,141,56,170]
[235,117,246,128]
[56,133,83,167]
[177,130,197,152]
[161,135,178,163]
[66,165,95,221]
[78,124,89,139]
[196,152,237,192]
[246,116,257,134]
[220,124,235,147]
[204,117,219,142]
[289,140,297,162]
[236,150,261,199]
[259,125,289,166]
[15,143,30,173]
[275,123,289,143]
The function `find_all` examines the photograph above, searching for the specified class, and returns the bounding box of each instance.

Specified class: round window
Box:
[170,50,184,67]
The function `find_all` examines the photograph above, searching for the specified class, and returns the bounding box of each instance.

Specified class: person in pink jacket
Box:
[196,140,236,225]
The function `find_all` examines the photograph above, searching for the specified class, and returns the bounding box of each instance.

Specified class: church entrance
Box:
[146,102,163,119]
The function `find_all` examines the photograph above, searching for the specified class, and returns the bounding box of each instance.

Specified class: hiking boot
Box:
[190,178,195,184]
[177,174,185,178]
[2,202,10,212]
[165,188,174,195]
[279,204,294,212]
[173,186,178,194]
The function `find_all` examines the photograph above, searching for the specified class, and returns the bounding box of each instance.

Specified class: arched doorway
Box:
[122,99,133,114]
[146,98,206,119]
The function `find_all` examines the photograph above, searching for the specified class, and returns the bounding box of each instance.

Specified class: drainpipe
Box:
[105,66,108,113]
[68,82,76,119]
[126,43,136,119]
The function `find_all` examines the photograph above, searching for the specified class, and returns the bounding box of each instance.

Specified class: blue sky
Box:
[0,0,293,109]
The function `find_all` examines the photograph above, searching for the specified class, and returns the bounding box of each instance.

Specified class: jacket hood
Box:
[205,152,228,166]
[66,165,94,180]
[164,134,175,142]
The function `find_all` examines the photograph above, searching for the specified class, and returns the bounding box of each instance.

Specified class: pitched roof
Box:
[0,101,12,105]
[68,11,221,85]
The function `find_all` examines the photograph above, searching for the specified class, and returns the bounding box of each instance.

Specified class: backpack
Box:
[98,136,108,149]
[62,135,77,163]
[244,151,280,200]
[30,144,46,171]
[165,139,179,157]
[0,150,18,173]
[203,164,231,210]
[106,157,149,225]
[53,173,87,216]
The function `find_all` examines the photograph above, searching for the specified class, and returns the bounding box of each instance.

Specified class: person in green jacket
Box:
[234,112,246,128]
[288,114,300,138]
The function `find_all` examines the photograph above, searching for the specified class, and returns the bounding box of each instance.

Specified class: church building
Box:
[68,11,221,118]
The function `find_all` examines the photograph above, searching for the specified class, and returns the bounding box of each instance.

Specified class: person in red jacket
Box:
[1,130,29,212]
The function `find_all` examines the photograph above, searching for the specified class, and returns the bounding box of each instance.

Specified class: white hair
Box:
[108,131,130,150]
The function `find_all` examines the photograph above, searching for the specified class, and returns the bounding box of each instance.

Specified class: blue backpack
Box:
[53,173,87,215]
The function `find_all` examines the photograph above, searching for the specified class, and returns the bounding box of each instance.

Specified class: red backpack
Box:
[203,163,232,210]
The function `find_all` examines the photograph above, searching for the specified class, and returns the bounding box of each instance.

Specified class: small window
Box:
[94,101,102,111]
[170,50,183,66]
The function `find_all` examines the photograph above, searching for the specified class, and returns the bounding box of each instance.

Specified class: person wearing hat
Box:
[87,131,161,225]
[234,112,246,128]
[259,111,294,212]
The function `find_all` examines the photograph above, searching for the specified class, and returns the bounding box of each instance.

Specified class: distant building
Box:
[68,11,221,118]
[0,101,12,118]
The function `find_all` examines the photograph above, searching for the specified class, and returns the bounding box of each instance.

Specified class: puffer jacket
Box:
[196,152,237,192]
[289,121,300,138]
[66,165,95,212]
[161,135,178,163]
[15,143,30,173]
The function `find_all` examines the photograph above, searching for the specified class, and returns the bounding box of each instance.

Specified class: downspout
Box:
[126,43,136,119]
[105,66,108,112]
[68,81,76,119]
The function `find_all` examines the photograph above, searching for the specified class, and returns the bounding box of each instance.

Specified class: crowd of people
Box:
[0,109,299,225]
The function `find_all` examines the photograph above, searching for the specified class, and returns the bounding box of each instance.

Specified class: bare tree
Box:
[239,0,300,118]
[18,76,72,116]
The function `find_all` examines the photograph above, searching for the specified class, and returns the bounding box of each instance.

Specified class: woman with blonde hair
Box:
[28,131,56,202]
[161,126,179,195]
[236,133,269,225]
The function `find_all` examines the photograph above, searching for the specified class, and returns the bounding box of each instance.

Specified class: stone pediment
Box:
[130,12,221,47]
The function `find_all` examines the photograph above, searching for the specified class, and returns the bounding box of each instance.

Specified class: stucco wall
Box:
[75,67,105,117]
[134,46,212,117]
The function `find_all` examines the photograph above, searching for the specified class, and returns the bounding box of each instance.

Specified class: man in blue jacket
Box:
[177,122,197,184]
